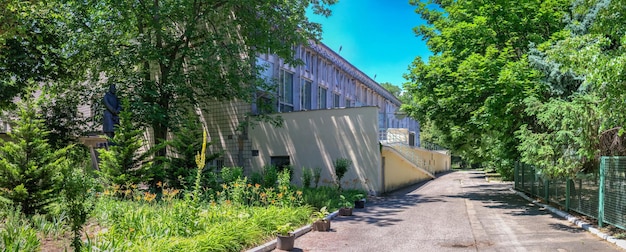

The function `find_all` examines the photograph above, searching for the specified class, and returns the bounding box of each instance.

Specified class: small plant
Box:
[353,193,365,201]
[311,206,330,222]
[221,167,244,184]
[333,158,352,189]
[301,167,313,188]
[276,222,294,236]
[339,195,354,209]
[313,167,322,188]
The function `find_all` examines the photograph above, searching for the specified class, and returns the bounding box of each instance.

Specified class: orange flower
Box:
[225,200,232,205]
[255,184,261,189]
[277,193,284,199]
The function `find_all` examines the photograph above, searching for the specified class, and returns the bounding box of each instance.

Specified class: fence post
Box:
[599,157,606,228]
[565,178,571,211]
[514,162,518,190]
[517,163,526,191]
[544,177,550,202]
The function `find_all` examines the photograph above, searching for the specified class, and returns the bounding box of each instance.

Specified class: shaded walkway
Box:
[291,171,622,251]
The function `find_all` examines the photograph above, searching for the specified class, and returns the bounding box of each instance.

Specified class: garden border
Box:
[247,210,340,252]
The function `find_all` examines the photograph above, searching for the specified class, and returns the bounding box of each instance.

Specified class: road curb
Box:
[510,188,626,250]
[247,210,340,252]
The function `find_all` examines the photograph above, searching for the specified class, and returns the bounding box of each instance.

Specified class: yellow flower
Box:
[222,184,228,189]
[296,191,302,196]
[247,184,252,188]
[131,184,138,189]
[143,192,156,202]
[277,193,283,199]
[129,227,135,232]
[225,200,232,205]
[156,181,163,188]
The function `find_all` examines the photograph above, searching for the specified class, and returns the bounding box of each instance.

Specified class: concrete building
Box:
[197,41,448,194]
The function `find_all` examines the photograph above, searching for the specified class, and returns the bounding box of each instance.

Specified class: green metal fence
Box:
[514,157,626,229]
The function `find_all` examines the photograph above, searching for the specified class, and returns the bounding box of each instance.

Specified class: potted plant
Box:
[276,223,295,250]
[311,206,331,231]
[338,195,353,216]
[353,193,365,209]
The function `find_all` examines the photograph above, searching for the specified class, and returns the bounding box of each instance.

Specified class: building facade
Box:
[199,41,421,175]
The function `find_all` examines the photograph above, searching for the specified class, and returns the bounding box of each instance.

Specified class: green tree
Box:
[380,82,402,97]
[0,90,70,215]
[0,1,77,109]
[98,99,152,188]
[166,112,221,189]
[404,0,570,174]
[515,0,623,177]
[67,0,337,182]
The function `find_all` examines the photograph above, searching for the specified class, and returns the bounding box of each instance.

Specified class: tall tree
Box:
[404,0,570,176]
[68,0,336,183]
[516,0,623,177]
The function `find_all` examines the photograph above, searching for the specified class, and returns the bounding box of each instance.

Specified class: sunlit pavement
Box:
[293,170,623,252]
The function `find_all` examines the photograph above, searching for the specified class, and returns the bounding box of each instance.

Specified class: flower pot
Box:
[354,200,365,209]
[338,207,353,216]
[312,219,331,231]
[276,233,295,250]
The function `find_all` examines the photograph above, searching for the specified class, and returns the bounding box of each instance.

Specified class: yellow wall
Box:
[382,147,433,192]
[412,147,451,173]
[249,107,382,195]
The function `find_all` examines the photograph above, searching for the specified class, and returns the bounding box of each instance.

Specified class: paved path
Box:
[291,171,622,252]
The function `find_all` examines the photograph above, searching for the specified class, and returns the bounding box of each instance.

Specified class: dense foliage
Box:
[0,92,70,215]
[404,0,624,178]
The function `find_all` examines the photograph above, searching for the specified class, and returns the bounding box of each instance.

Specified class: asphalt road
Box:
[291,170,623,252]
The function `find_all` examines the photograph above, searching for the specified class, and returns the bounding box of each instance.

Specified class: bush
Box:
[0,93,69,215]
[333,158,352,189]
[262,165,278,188]
[167,116,221,189]
[221,167,244,184]
[313,167,322,188]
[301,167,313,188]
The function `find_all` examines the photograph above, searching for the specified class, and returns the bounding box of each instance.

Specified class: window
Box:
[318,86,327,109]
[333,93,340,108]
[256,57,274,85]
[271,156,291,174]
[279,70,294,112]
[301,79,312,110]
[345,99,351,108]
[304,51,312,71]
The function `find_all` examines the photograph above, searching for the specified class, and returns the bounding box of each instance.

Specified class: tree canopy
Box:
[405,0,625,178]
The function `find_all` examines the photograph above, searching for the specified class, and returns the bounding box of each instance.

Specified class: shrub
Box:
[0,93,69,215]
[262,165,278,188]
[301,167,313,188]
[61,159,96,251]
[221,167,244,184]
[333,158,352,189]
[313,167,322,188]
[167,115,221,189]
[249,171,263,186]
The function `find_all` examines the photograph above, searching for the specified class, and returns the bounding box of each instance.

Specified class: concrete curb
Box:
[247,210,340,252]
[510,188,626,250]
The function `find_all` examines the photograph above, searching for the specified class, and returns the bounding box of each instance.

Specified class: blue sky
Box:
[307,1,432,88]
